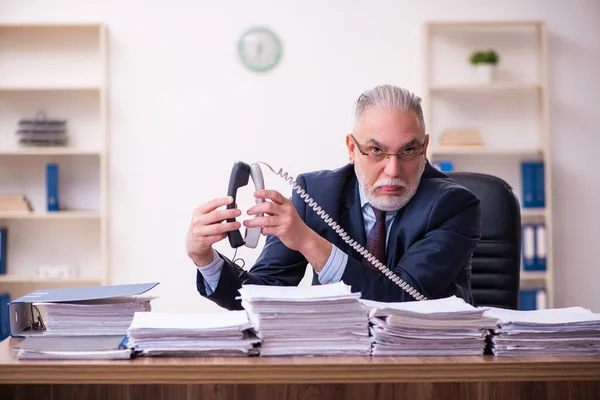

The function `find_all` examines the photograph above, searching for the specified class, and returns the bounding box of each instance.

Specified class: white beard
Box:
[355,159,426,212]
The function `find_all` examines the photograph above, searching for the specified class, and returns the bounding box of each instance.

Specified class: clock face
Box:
[237,27,282,72]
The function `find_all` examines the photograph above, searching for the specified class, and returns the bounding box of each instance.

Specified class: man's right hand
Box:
[186,196,242,267]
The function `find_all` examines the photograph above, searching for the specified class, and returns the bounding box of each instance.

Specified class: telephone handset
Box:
[226,161,427,301]
[226,161,265,249]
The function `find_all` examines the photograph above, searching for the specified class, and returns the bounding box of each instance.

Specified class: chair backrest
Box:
[446,172,521,309]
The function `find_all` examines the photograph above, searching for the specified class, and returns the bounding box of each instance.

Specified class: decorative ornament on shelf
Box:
[16,110,68,147]
[468,49,499,84]
[237,26,282,72]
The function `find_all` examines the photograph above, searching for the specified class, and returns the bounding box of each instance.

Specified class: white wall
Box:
[1,0,598,312]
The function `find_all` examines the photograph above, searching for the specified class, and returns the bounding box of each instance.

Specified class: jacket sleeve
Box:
[196,175,311,310]
[341,187,481,302]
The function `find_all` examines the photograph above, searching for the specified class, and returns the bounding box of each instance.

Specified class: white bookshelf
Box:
[422,21,553,308]
[0,24,109,300]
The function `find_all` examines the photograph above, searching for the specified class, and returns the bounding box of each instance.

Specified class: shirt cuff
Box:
[317,244,348,284]
[196,248,224,296]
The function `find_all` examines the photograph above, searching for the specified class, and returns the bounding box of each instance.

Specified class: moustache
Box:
[374,179,408,189]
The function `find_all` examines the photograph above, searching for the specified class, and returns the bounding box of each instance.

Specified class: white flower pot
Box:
[473,64,495,84]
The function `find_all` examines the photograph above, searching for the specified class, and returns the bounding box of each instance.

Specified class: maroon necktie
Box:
[362,206,386,274]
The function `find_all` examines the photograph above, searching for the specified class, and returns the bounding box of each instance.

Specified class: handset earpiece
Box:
[244,163,265,249]
[226,161,250,248]
[226,161,265,249]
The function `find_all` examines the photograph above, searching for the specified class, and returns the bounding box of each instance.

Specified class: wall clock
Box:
[237,27,282,72]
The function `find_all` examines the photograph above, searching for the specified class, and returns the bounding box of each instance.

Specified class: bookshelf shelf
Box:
[0,86,101,92]
[423,20,553,309]
[0,148,102,156]
[0,276,101,284]
[521,208,546,219]
[519,271,548,291]
[425,20,544,29]
[0,24,109,311]
[429,83,541,92]
[0,23,103,28]
[429,146,542,156]
[520,271,547,281]
[0,211,102,220]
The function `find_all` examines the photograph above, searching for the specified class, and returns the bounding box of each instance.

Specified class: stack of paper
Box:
[14,335,132,360]
[126,310,260,357]
[35,296,153,336]
[239,282,371,356]
[361,296,499,356]
[484,306,600,356]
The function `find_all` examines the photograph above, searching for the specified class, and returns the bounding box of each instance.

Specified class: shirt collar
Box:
[357,181,369,210]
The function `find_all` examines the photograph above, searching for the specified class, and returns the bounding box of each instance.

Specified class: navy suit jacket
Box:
[196,162,481,310]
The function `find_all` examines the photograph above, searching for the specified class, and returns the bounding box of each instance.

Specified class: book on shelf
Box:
[438,128,483,147]
[521,161,545,208]
[46,163,60,212]
[519,289,547,311]
[432,160,454,172]
[0,195,33,213]
[522,224,547,271]
[0,227,6,275]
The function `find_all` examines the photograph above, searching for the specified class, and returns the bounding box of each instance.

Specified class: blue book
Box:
[519,290,537,310]
[46,163,60,211]
[535,161,545,208]
[521,162,536,208]
[0,227,6,275]
[8,282,159,337]
[534,224,547,271]
[522,224,536,271]
[434,161,454,172]
[0,293,10,340]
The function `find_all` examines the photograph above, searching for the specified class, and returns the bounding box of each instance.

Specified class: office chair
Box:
[446,172,521,309]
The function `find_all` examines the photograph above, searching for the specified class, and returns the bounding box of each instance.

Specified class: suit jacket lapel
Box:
[340,174,367,260]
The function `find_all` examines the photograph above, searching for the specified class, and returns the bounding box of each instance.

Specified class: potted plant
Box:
[469,49,499,84]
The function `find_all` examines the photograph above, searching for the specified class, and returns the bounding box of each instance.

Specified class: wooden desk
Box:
[1,338,599,399]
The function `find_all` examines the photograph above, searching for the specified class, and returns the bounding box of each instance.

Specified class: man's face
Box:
[346,107,429,211]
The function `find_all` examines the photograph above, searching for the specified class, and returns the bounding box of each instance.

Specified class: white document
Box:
[485,306,600,356]
[126,310,260,357]
[238,281,360,301]
[484,306,600,325]
[238,282,371,356]
[361,295,480,315]
[128,310,252,332]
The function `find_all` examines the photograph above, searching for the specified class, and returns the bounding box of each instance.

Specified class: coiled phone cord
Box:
[258,162,427,301]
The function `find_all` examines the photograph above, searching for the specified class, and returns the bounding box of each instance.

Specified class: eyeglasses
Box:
[350,134,426,163]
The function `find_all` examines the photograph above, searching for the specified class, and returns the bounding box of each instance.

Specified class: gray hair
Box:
[353,85,426,134]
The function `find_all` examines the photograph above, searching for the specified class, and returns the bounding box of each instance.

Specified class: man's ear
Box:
[423,134,430,157]
[346,134,355,164]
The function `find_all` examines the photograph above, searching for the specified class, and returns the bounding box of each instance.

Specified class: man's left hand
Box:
[244,189,311,252]
[245,189,332,272]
